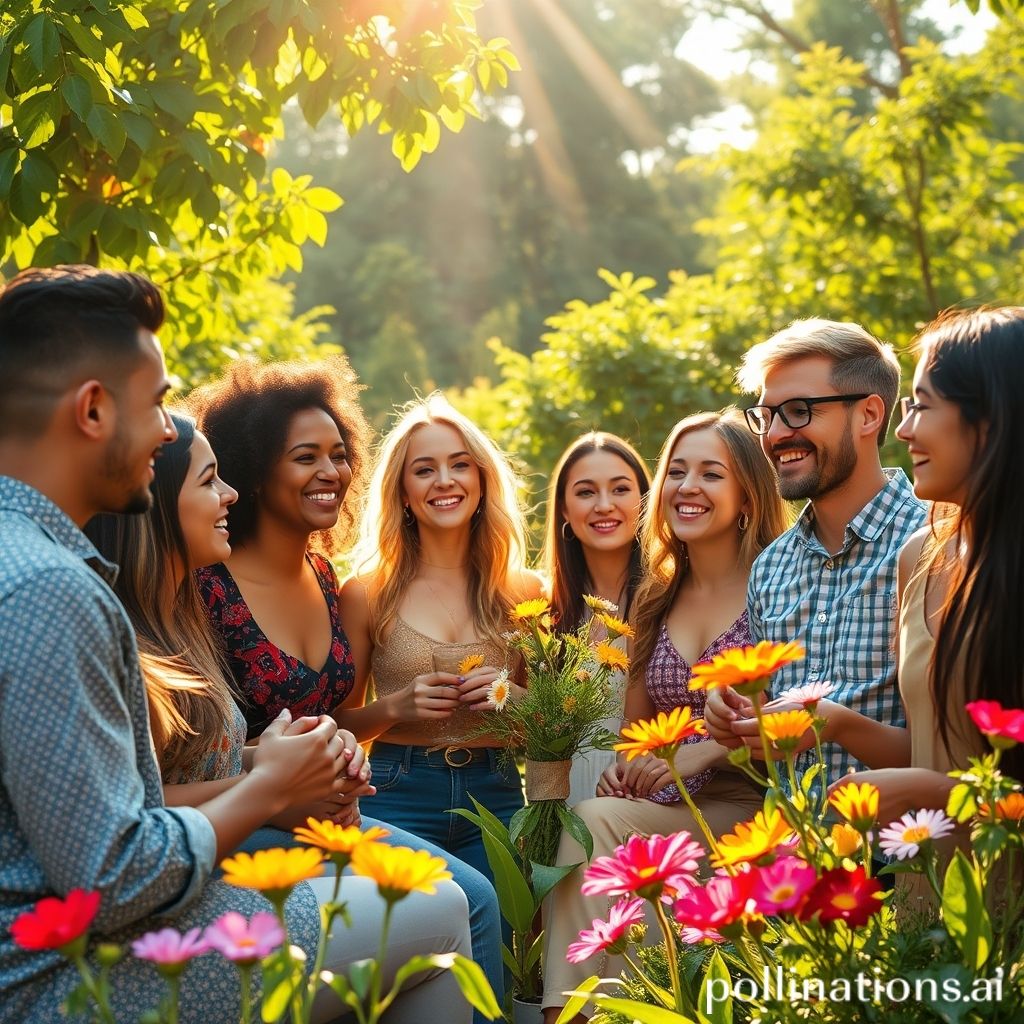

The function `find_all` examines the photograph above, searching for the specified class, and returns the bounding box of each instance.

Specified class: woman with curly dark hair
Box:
[187,358,504,1020]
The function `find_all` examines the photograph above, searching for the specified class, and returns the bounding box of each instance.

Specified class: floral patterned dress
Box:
[645,611,750,803]
[196,554,355,738]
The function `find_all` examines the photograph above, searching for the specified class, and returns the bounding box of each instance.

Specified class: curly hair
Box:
[187,355,371,556]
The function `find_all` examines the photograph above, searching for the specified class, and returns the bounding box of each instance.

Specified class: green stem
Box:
[367,900,395,1023]
[653,899,686,1016]
[305,869,345,1015]
[72,955,117,1024]
[752,700,784,794]
[622,951,672,1008]
[239,964,253,1024]
[666,759,721,863]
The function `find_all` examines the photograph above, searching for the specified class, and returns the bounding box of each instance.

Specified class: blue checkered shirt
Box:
[747,469,927,786]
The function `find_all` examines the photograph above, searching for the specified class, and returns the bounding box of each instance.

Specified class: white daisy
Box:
[878,809,956,860]
[487,668,511,710]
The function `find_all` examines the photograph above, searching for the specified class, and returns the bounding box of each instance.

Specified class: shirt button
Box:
[817,612,827,623]
[824,559,834,570]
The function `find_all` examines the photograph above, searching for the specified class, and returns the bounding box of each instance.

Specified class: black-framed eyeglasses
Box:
[743,394,872,435]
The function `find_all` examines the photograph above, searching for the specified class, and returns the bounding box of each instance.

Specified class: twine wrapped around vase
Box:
[524,759,571,801]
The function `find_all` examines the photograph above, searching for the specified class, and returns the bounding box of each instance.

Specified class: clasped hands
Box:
[403,665,514,718]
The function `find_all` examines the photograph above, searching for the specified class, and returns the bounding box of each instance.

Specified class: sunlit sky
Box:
[674,0,997,152]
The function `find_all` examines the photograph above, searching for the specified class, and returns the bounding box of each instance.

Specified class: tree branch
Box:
[869,0,913,79]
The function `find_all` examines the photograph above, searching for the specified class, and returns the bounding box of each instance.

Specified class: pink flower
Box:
[565,898,645,963]
[131,927,208,966]
[775,681,835,708]
[679,925,725,944]
[673,872,753,931]
[878,809,956,860]
[581,833,705,900]
[203,912,283,965]
[749,856,817,914]
[966,701,1024,749]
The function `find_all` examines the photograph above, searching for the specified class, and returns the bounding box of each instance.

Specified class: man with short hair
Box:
[705,318,927,783]
[0,266,340,1020]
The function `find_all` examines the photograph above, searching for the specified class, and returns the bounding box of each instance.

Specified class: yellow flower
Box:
[615,707,706,761]
[562,695,579,714]
[828,782,880,831]
[350,843,452,904]
[595,640,629,673]
[711,809,796,869]
[596,613,635,640]
[689,641,805,697]
[488,669,511,710]
[583,594,619,614]
[829,822,862,858]
[993,793,1024,821]
[761,709,815,753]
[293,820,391,867]
[220,848,325,902]
[512,598,550,622]
[457,654,485,675]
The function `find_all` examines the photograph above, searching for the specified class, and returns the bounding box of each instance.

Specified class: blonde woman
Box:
[541,409,789,1023]
[339,393,544,880]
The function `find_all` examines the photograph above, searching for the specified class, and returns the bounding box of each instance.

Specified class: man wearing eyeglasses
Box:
[704,318,927,787]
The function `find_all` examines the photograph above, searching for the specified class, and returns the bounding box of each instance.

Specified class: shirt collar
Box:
[792,468,920,547]
[0,475,118,583]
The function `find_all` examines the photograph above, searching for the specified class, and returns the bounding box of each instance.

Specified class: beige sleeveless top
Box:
[898,545,982,773]
[370,616,510,746]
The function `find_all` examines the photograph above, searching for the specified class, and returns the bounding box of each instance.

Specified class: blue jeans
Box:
[365,743,525,883]
[234,814,503,1023]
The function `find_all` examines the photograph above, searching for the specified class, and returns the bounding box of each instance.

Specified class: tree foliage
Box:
[0,0,517,385]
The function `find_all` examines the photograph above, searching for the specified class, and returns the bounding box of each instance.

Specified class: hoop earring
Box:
[738,511,750,533]
[561,521,575,542]
[403,505,415,526]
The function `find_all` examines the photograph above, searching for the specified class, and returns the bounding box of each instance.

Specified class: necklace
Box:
[421,576,465,634]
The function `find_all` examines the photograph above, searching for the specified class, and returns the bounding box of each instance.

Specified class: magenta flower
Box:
[673,872,753,931]
[566,897,645,964]
[203,912,284,964]
[966,700,1024,749]
[679,924,725,944]
[132,927,208,966]
[749,856,817,914]
[581,832,704,901]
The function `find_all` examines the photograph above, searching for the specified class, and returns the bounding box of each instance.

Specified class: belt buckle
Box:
[443,746,473,768]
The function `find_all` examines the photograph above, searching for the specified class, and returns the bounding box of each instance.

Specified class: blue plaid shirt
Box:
[747,469,927,785]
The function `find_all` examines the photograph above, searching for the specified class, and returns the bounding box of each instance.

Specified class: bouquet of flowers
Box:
[557,641,1024,1024]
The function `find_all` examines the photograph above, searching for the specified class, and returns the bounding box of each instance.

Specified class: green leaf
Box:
[149,80,197,123]
[15,90,60,149]
[23,14,61,73]
[528,861,578,904]
[21,151,58,195]
[61,74,93,121]
[347,957,375,1001]
[453,795,519,861]
[303,186,342,212]
[697,950,732,1024]
[508,800,539,846]
[260,948,303,1022]
[120,6,150,30]
[555,976,603,1024]
[0,147,19,199]
[86,105,127,158]
[449,953,503,1019]
[556,802,593,860]
[121,111,156,151]
[942,850,992,969]
[9,167,48,224]
[591,995,697,1023]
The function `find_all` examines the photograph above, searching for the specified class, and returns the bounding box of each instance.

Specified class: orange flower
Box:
[828,782,880,831]
[615,708,706,761]
[711,809,796,869]
[293,820,390,868]
[761,709,814,753]
[689,641,805,697]
[457,654,485,675]
[595,640,629,673]
[350,844,452,904]
[829,823,863,858]
[993,793,1024,822]
[596,613,635,640]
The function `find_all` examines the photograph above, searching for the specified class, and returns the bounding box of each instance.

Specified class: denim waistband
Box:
[371,741,504,770]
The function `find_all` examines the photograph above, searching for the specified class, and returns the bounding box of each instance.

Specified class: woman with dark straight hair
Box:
[541,432,650,805]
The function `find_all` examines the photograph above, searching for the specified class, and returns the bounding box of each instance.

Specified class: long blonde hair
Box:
[353,393,529,646]
[631,409,789,681]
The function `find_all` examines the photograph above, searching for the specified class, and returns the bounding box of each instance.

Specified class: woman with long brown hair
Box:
[541,408,789,1023]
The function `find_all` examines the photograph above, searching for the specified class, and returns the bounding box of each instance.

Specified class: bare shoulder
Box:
[339,573,374,621]
[897,526,933,601]
[511,568,546,602]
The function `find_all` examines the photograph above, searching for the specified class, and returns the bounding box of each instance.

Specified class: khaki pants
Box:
[541,772,764,1014]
